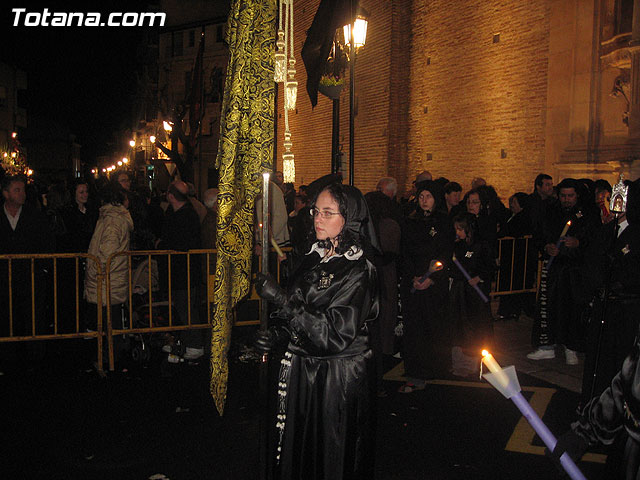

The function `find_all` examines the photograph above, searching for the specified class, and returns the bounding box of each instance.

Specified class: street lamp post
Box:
[343,4,368,186]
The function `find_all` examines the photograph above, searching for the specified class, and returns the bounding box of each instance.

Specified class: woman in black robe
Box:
[254,181,379,480]
[399,181,454,391]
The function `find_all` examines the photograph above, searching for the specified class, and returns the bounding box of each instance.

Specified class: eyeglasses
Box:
[310,208,342,219]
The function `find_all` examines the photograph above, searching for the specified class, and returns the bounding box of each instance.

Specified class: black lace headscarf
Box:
[310,182,381,261]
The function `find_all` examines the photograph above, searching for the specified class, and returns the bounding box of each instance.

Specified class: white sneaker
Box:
[565,349,579,365]
[526,348,555,360]
[183,347,204,360]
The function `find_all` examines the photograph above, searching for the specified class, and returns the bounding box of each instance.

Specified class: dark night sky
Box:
[0,1,152,163]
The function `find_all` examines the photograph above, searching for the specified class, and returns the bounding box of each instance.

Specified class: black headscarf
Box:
[312,182,381,260]
[414,180,445,214]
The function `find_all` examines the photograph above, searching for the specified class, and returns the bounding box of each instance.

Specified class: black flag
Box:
[301,0,352,107]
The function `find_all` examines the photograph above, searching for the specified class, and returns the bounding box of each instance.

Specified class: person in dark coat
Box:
[528,173,557,243]
[156,180,202,359]
[0,175,54,338]
[448,212,495,376]
[365,181,402,396]
[58,178,98,332]
[61,178,98,253]
[552,320,640,480]
[444,181,463,218]
[463,188,499,257]
[254,181,379,480]
[528,178,598,365]
[580,179,640,408]
[399,180,454,391]
[496,192,536,320]
[113,170,151,250]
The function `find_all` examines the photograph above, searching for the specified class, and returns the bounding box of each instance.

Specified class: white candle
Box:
[481,350,510,389]
[560,220,571,237]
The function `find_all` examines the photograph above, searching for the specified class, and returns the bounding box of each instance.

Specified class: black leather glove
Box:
[546,429,589,474]
[253,326,291,353]
[254,272,287,307]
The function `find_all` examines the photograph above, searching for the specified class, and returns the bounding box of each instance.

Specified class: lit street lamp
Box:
[327,4,368,182]
[345,4,368,186]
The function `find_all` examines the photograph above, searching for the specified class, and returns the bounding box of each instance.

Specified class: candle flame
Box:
[482,349,490,357]
[435,261,442,267]
[567,221,572,226]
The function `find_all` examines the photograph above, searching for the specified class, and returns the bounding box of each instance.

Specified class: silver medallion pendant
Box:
[429,227,437,237]
[465,251,473,258]
[318,270,334,289]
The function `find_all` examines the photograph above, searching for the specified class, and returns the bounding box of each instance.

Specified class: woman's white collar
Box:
[307,242,363,263]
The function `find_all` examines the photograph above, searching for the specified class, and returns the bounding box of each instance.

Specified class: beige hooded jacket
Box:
[84,203,134,305]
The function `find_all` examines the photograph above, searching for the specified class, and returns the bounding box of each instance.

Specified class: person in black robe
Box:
[399,181,454,391]
[463,188,499,258]
[254,181,379,480]
[448,213,495,376]
[551,321,640,479]
[528,178,598,365]
[580,179,640,407]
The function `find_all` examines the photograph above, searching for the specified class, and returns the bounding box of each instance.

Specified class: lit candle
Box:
[481,350,510,389]
[547,220,572,269]
[271,237,284,257]
[411,260,444,293]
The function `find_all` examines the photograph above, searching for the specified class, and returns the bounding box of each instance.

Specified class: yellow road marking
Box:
[385,361,606,463]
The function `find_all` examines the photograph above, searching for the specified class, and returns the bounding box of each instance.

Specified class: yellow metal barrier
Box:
[492,235,541,297]
[0,252,105,372]
[0,241,539,373]
[104,249,217,371]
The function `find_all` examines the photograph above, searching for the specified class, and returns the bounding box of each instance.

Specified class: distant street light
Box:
[122,157,129,164]
[163,121,173,132]
[129,140,135,147]
[150,135,156,144]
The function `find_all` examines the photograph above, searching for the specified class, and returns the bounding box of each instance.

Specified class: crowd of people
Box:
[260,170,636,400]
[255,169,640,478]
[3,164,640,478]
[0,169,220,369]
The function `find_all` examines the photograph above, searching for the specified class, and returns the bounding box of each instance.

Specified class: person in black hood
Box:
[398,180,455,392]
[253,181,380,480]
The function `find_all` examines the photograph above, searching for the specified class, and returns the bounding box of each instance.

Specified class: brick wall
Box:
[281,0,551,201]
[406,0,550,200]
